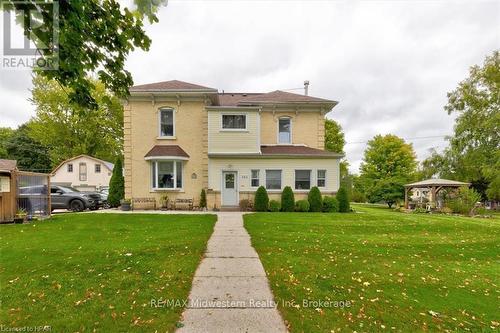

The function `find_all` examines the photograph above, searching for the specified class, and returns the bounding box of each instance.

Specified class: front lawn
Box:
[244,205,499,332]
[0,213,216,332]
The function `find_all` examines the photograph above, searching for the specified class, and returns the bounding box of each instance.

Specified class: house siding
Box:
[208,111,260,153]
[207,157,340,207]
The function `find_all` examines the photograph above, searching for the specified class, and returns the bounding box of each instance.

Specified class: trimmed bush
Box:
[295,200,310,212]
[269,200,281,212]
[254,186,269,212]
[108,157,124,207]
[337,186,350,212]
[322,196,339,212]
[447,187,482,215]
[200,189,207,209]
[281,186,295,212]
[308,186,323,212]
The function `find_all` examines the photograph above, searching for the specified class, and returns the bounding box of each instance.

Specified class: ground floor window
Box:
[265,170,282,190]
[151,161,183,189]
[251,169,260,187]
[317,170,326,187]
[295,170,311,190]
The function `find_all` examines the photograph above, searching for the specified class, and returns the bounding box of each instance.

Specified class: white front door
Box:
[222,171,238,206]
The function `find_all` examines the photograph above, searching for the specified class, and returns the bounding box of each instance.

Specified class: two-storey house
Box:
[124,80,342,209]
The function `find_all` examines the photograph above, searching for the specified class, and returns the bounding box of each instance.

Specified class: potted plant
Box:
[160,194,170,210]
[14,208,27,224]
[120,199,131,211]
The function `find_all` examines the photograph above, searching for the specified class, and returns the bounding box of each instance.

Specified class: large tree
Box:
[0,127,15,159]
[1,0,165,108]
[421,51,500,200]
[359,134,417,207]
[324,119,349,179]
[29,75,123,166]
[4,124,52,172]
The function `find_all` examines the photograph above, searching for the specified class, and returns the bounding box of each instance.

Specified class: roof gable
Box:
[51,155,114,174]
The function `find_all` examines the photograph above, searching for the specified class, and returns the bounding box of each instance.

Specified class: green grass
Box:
[244,205,500,332]
[0,213,216,332]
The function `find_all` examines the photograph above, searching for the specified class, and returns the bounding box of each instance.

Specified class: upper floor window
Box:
[67,163,73,173]
[251,170,260,187]
[295,170,311,190]
[95,164,101,173]
[222,114,246,130]
[159,108,175,137]
[265,170,282,190]
[79,163,87,181]
[278,118,291,144]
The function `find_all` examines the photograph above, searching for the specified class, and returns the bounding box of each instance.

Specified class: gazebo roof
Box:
[405,178,470,188]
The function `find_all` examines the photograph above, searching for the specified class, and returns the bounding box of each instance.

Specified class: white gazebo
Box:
[404,178,470,209]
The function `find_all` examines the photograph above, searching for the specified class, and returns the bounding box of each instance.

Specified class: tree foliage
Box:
[324,119,345,154]
[29,75,123,166]
[3,124,51,172]
[0,127,15,159]
[1,0,161,108]
[359,134,417,207]
[108,157,124,207]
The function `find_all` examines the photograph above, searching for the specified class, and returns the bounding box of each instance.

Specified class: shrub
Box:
[108,157,124,207]
[295,200,310,212]
[337,186,350,212]
[239,199,251,211]
[446,187,482,215]
[199,189,207,209]
[269,200,281,212]
[254,186,269,212]
[281,186,295,212]
[351,189,367,203]
[308,186,323,212]
[322,196,338,212]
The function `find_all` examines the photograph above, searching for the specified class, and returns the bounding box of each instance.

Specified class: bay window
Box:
[151,160,183,189]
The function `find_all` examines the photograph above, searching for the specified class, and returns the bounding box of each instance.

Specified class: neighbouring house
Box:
[51,155,114,192]
[124,80,343,209]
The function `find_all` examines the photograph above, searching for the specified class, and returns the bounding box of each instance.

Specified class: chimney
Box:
[304,80,309,96]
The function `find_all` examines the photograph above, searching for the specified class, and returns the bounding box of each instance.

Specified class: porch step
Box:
[219,206,241,212]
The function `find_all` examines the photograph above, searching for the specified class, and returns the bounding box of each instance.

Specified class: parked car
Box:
[50,185,102,211]
[98,189,111,209]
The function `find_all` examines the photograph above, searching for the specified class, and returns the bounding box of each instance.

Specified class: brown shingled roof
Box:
[144,145,190,159]
[218,93,263,106]
[261,145,342,157]
[0,159,17,172]
[131,80,216,92]
[238,90,336,105]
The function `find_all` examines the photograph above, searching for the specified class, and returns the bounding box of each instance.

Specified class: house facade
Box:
[124,80,342,209]
[51,155,114,192]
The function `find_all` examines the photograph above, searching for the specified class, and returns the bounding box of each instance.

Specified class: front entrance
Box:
[222,171,238,206]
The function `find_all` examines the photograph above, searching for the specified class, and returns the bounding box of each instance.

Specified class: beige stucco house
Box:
[51,155,114,191]
[124,80,343,209]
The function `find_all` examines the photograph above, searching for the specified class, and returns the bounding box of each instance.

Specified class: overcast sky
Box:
[0,0,498,172]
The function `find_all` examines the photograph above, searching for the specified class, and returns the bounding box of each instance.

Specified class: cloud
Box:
[1,0,498,172]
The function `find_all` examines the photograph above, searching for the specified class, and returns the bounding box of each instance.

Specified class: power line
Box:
[346,135,448,145]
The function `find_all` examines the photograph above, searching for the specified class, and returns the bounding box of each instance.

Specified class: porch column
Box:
[404,187,409,209]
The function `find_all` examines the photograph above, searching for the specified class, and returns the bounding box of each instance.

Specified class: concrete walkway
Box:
[177,212,287,333]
